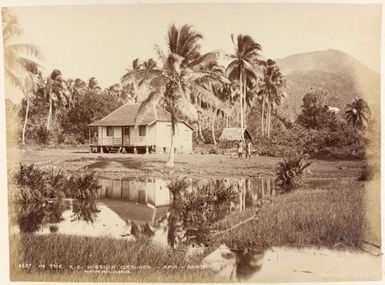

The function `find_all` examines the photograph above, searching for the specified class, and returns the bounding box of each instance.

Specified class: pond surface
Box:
[13,176,276,247]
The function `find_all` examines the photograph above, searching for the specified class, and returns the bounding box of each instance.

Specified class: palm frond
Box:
[154,44,167,65]
[174,95,198,123]
[5,66,23,88]
[190,84,226,111]
[187,51,220,70]
[135,89,163,126]
[5,43,41,59]
[121,69,162,86]
[17,56,43,71]
[225,60,241,82]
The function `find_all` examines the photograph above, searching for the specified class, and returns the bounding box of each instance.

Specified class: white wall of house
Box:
[96,121,192,152]
[98,126,122,146]
[175,123,193,153]
[124,125,151,146]
[154,121,192,154]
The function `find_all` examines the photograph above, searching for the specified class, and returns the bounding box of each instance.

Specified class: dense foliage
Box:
[17,82,124,145]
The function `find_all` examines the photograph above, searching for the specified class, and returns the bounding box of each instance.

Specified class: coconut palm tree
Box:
[87,77,102,92]
[64,78,87,109]
[191,62,228,143]
[258,59,286,138]
[121,58,158,103]
[20,63,44,144]
[3,8,41,89]
[122,24,222,167]
[208,83,231,144]
[3,7,42,142]
[345,97,371,130]
[45,69,65,130]
[226,34,262,140]
[142,58,157,71]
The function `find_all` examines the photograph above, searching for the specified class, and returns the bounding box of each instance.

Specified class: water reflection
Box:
[15,177,275,247]
[16,200,69,233]
[71,199,100,223]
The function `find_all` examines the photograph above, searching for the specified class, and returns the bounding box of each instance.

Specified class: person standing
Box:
[237,140,244,159]
[246,141,252,159]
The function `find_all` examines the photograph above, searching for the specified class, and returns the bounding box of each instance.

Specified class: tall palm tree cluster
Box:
[120,25,289,165]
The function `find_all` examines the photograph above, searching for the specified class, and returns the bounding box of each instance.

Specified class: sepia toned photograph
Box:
[2,1,382,283]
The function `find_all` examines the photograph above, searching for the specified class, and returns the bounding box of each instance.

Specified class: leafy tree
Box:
[59,87,122,143]
[121,24,222,167]
[345,97,371,130]
[226,34,262,140]
[296,88,339,130]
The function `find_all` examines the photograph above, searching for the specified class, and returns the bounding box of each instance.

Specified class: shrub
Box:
[13,164,101,202]
[167,178,238,248]
[13,164,63,203]
[275,152,312,192]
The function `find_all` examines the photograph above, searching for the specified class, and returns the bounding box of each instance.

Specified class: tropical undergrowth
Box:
[167,178,238,248]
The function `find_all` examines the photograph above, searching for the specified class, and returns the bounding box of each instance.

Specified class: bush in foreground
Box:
[275,152,312,192]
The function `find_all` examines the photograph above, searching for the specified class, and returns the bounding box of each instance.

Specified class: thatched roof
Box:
[219,128,253,141]
[88,104,170,127]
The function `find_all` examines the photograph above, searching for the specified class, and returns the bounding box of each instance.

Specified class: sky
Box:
[5,3,382,102]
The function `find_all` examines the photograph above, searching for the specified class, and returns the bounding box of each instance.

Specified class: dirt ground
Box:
[7,145,366,180]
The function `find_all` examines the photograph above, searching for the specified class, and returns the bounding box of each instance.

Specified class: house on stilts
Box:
[88,104,193,154]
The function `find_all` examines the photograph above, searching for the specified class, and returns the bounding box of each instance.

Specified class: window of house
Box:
[106,127,113,137]
[139,126,146,136]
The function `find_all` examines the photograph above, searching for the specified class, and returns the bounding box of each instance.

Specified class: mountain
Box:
[275,49,380,120]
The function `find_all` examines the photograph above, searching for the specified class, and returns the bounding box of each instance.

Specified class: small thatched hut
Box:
[219,128,253,142]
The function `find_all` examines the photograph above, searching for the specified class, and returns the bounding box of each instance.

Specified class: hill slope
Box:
[275,49,380,120]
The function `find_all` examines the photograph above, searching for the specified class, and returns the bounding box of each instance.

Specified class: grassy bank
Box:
[213,180,366,250]
[7,145,367,180]
[11,234,216,282]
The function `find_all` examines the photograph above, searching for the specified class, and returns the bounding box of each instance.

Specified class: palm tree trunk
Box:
[166,113,176,167]
[261,98,265,136]
[243,81,247,129]
[211,110,217,145]
[265,99,270,137]
[198,120,204,141]
[239,71,244,140]
[46,97,52,130]
[267,104,271,138]
[269,105,272,138]
[22,97,30,145]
